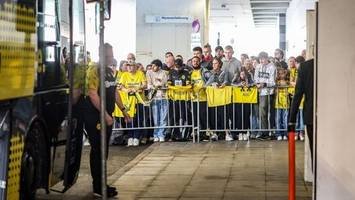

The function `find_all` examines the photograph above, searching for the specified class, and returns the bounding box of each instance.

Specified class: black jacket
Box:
[168,68,191,86]
[289,59,314,125]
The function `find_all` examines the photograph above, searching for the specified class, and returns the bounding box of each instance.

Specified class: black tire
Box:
[20,122,48,200]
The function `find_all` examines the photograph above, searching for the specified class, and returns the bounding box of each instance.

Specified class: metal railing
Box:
[111,85,305,143]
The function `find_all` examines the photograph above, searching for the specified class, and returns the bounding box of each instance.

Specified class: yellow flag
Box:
[232,86,258,104]
[206,86,232,107]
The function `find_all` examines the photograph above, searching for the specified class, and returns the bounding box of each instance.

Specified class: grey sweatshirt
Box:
[222,57,242,83]
[253,63,276,96]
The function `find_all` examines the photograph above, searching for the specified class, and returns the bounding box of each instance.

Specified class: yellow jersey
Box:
[191,69,207,102]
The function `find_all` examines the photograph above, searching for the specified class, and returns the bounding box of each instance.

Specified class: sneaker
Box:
[283,136,288,141]
[211,133,218,141]
[140,137,147,144]
[238,133,243,141]
[133,138,139,146]
[159,137,165,142]
[295,134,299,140]
[277,136,283,141]
[225,133,234,141]
[154,137,159,142]
[243,133,248,141]
[127,138,133,147]
[256,133,262,139]
[299,132,305,141]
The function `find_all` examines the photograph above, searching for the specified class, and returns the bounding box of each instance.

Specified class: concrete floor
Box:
[115,141,312,200]
[38,140,312,200]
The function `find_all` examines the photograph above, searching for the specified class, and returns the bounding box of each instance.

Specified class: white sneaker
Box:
[127,138,133,146]
[243,134,248,141]
[154,137,159,142]
[299,132,305,141]
[133,138,139,146]
[159,137,165,142]
[225,133,234,141]
[295,134,299,140]
[277,136,283,141]
[238,133,243,141]
[283,136,288,141]
[211,133,218,141]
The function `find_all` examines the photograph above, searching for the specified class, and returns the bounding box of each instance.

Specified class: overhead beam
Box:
[250,0,291,3]
[253,13,279,16]
[252,8,287,13]
[251,2,289,8]
[253,16,278,19]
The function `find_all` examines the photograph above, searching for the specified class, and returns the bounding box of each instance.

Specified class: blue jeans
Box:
[296,109,304,132]
[151,99,168,139]
[276,109,288,137]
[250,104,259,135]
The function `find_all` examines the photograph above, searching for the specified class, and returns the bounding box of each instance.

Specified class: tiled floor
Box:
[114,141,312,200]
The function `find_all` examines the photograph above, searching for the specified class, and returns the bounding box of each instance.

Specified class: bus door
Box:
[59,0,86,190]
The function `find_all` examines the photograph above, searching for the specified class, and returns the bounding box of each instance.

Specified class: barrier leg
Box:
[288,131,296,200]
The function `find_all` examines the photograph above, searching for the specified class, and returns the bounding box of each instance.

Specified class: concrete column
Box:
[317,0,355,199]
[279,13,286,51]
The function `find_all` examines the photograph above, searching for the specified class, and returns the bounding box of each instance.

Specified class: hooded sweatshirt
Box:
[221,57,242,83]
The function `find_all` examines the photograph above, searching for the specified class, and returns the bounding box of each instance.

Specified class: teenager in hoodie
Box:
[222,45,242,83]
[254,51,277,138]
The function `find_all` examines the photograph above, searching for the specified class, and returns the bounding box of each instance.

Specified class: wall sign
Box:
[145,15,193,24]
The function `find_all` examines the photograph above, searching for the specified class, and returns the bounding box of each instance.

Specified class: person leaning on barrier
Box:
[222,45,242,83]
[190,56,211,140]
[205,57,234,141]
[146,59,169,142]
[167,58,192,141]
[275,67,290,141]
[119,61,147,147]
[254,51,277,138]
[84,43,130,197]
[231,67,253,141]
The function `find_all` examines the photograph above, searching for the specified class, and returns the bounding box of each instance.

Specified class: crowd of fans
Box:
[105,44,307,146]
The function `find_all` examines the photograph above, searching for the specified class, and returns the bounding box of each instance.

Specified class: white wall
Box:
[286,0,315,58]
[85,0,136,62]
[136,0,206,65]
[317,0,355,199]
[209,23,278,58]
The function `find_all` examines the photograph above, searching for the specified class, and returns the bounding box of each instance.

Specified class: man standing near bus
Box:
[84,43,130,197]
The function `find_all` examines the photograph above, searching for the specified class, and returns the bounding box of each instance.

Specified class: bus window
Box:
[37,0,64,89]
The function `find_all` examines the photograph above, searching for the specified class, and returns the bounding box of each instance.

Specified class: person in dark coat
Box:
[288,59,314,163]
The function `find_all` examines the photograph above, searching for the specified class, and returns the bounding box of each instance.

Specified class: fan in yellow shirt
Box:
[190,56,211,137]
[118,62,147,146]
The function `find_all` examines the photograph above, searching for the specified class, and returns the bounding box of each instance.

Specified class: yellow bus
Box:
[0,0,86,199]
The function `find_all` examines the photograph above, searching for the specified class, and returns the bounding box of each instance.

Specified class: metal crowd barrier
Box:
[111,85,305,143]
[112,88,197,142]
[194,85,305,141]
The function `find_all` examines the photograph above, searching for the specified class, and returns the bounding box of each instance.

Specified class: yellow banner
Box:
[113,91,137,118]
[167,85,192,101]
[0,2,36,100]
[232,86,258,104]
[206,86,232,107]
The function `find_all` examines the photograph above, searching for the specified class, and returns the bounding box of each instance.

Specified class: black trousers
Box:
[209,105,229,132]
[233,103,251,133]
[192,101,208,131]
[84,104,112,190]
[171,100,191,139]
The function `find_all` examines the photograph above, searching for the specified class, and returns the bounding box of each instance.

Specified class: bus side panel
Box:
[0,109,10,200]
